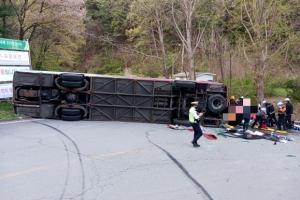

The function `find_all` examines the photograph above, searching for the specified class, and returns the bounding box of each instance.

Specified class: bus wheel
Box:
[61,114,82,121]
[61,108,82,116]
[61,73,84,81]
[61,80,83,88]
[207,94,226,114]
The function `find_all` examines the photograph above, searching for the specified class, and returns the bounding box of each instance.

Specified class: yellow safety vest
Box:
[189,107,196,123]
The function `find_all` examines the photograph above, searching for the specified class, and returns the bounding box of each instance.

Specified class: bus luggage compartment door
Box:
[14,104,55,119]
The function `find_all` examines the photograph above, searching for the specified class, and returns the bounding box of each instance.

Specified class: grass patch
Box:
[272,88,288,97]
[0,102,21,119]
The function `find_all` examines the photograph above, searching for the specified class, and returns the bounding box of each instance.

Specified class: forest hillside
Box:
[1,0,299,120]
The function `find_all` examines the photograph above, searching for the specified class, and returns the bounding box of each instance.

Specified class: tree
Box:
[223,0,298,104]
[0,0,15,38]
[7,0,86,70]
[168,0,211,80]
[85,0,130,51]
[126,0,171,78]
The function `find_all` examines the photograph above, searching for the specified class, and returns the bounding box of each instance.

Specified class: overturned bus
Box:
[12,71,228,126]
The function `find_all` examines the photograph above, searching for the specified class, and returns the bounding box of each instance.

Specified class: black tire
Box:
[207,94,226,114]
[61,114,82,121]
[61,73,84,81]
[61,80,83,88]
[61,108,82,116]
[172,118,191,127]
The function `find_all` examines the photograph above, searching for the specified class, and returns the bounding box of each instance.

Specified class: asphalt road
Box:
[0,119,300,200]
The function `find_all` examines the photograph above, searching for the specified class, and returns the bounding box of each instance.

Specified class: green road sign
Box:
[0,38,29,51]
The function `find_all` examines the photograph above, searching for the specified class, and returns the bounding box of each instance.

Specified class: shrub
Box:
[94,57,123,75]
[284,78,300,102]
[265,78,286,96]
[224,73,256,98]
[142,67,160,78]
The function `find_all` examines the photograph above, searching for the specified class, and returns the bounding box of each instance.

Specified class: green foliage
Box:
[265,78,287,96]
[0,3,16,38]
[85,0,129,36]
[128,61,160,78]
[30,26,85,72]
[284,78,300,102]
[0,102,21,119]
[224,73,256,98]
[272,88,289,97]
[130,65,141,76]
[265,78,280,96]
[94,57,123,75]
[142,66,160,78]
[86,0,113,33]
[30,47,62,72]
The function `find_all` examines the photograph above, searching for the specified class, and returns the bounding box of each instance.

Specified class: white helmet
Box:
[285,98,290,101]
[262,100,266,104]
[277,102,283,106]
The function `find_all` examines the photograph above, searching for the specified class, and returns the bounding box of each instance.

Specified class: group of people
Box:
[250,98,293,131]
[188,97,294,148]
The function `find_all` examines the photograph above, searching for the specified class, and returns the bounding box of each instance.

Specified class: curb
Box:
[0,116,32,123]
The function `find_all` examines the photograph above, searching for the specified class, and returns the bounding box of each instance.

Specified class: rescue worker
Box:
[251,107,265,129]
[261,103,268,125]
[263,100,277,127]
[285,98,293,129]
[189,101,204,147]
[236,96,244,105]
[277,102,286,131]
[229,96,237,105]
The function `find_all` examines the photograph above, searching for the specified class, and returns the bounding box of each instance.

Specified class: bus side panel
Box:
[89,76,173,124]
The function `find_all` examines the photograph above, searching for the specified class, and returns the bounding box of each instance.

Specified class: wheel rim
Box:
[212,98,222,109]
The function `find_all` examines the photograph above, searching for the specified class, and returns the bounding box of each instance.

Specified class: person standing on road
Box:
[243,117,250,132]
[285,98,293,129]
[263,100,277,127]
[189,101,204,147]
[277,102,286,131]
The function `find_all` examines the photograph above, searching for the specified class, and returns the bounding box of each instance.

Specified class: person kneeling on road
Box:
[263,100,277,127]
[189,101,204,147]
[251,107,265,129]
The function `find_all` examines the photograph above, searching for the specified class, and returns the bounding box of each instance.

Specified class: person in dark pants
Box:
[285,98,293,129]
[277,102,286,130]
[251,107,264,129]
[189,101,204,147]
[243,118,250,131]
[263,100,277,127]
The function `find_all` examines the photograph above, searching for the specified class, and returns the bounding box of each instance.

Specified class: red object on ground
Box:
[167,124,175,129]
[187,128,217,140]
[203,133,217,140]
[169,125,217,140]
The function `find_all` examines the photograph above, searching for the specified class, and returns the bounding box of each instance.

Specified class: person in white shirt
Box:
[189,101,204,147]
